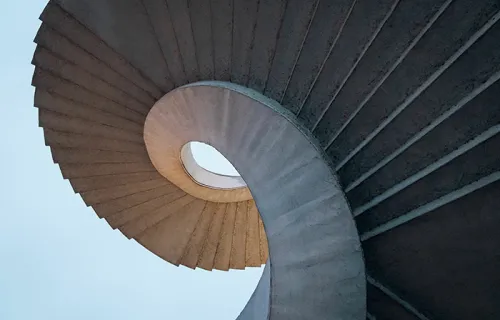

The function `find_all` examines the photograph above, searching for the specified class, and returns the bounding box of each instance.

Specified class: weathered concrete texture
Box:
[237,261,271,320]
[148,82,366,319]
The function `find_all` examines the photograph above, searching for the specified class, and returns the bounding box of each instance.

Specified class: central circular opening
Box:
[190,141,239,176]
[181,141,247,189]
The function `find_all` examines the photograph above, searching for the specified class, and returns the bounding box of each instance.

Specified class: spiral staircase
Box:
[31,0,500,319]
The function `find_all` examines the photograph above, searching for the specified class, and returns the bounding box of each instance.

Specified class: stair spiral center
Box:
[181,141,248,190]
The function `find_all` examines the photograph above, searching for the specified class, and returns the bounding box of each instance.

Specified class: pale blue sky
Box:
[191,142,240,176]
[0,2,262,319]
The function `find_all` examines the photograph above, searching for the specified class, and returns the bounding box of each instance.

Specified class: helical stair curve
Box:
[32,0,500,319]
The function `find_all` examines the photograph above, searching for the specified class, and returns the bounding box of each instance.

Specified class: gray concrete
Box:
[170,81,366,319]
[280,0,354,113]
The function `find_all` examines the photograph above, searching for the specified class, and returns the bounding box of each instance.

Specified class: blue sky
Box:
[0,2,262,319]
[191,142,240,176]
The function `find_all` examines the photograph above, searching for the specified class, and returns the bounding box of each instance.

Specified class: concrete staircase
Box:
[31,0,500,319]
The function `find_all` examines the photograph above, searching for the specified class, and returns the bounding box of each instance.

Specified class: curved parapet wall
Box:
[146,82,366,319]
[237,261,271,320]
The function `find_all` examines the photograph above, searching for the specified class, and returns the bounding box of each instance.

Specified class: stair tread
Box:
[298,0,397,128]
[43,129,146,154]
[119,194,195,239]
[39,2,163,98]
[35,24,156,105]
[314,0,450,147]
[80,179,168,205]
[247,0,287,92]
[229,0,259,85]
[180,202,218,269]
[39,109,143,143]
[245,200,262,267]
[35,89,143,133]
[281,0,355,113]
[58,162,156,179]
[50,0,173,92]
[51,147,149,164]
[33,47,149,115]
[95,186,183,220]
[33,68,145,124]
[214,202,237,271]
[264,0,318,102]
[137,199,207,265]
[70,172,164,193]
[197,203,227,270]
[230,201,248,269]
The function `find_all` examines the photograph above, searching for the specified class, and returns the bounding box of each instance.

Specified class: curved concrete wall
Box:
[237,261,271,320]
[146,82,366,319]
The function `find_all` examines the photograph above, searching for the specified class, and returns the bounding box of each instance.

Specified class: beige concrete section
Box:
[43,129,147,154]
[245,200,262,267]
[105,189,186,228]
[92,185,180,218]
[51,148,150,164]
[143,90,253,202]
[39,109,144,143]
[198,203,227,270]
[33,47,150,115]
[38,2,163,99]
[230,201,248,269]
[258,216,269,263]
[181,143,247,189]
[35,89,144,133]
[33,68,147,124]
[33,43,267,270]
[214,202,237,271]
[32,29,269,271]
[119,194,195,238]
[69,171,164,193]
[137,199,207,264]
[180,202,218,269]
[80,179,168,205]
[58,162,157,179]
[34,24,156,106]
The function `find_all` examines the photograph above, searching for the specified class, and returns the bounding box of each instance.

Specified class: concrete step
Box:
[137,199,207,265]
[94,186,182,219]
[214,202,237,271]
[104,189,186,227]
[198,203,228,270]
[40,2,163,97]
[35,24,156,105]
[119,194,196,239]
[230,201,248,270]
[245,201,263,267]
[180,202,218,269]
